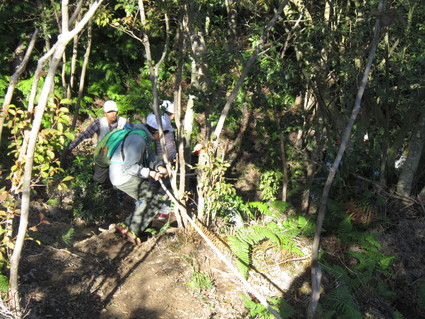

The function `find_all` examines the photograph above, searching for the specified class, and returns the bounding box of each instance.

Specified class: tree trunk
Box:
[172,21,188,228]
[67,3,83,99]
[308,1,384,316]
[67,33,79,98]
[276,106,288,202]
[138,1,190,229]
[396,104,425,197]
[182,0,212,221]
[28,43,59,113]
[225,0,237,44]
[8,1,104,315]
[72,20,93,131]
[0,29,38,145]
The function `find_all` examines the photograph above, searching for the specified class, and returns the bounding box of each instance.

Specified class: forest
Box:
[0,0,425,318]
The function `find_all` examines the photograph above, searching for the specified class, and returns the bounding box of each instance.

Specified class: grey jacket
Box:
[109,124,164,186]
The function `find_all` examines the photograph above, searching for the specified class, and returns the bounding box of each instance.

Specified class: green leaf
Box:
[61,176,74,182]
[64,132,75,140]
[0,275,9,292]
[46,150,55,160]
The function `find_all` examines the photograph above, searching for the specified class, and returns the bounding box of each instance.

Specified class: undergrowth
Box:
[66,154,115,223]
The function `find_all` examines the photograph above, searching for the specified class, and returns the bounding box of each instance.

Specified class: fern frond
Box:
[268,201,289,216]
[227,235,250,278]
[229,223,305,278]
[248,201,288,219]
[61,227,74,246]
[249,201,271,216]
[363,233,381,249]
[322,285,362,319]
[322,264,352,285]
[237,225,280,246]
[338,216,353,234]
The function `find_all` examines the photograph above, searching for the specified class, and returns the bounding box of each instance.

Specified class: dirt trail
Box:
[20,218,248,319]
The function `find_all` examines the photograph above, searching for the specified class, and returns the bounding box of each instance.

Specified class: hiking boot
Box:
[157,212,175,220]
[115,223,142,245]
[157,201,173,220]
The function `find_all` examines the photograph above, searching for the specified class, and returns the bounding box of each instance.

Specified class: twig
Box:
[353,174,420,204]
[270,256,310,268]
[0,298,17,319]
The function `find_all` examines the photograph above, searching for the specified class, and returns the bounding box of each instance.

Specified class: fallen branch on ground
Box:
[158,178,283,319]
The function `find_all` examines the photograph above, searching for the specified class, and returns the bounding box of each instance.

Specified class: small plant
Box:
[145,221,171,235]
[241,294,295,319]
[259,170,283,202]
[61,227,75,246]
[179,254,215,291]
[4,101,74,192]
[68,155,114,223]
[0,274,9,299]
[187,270,215,290]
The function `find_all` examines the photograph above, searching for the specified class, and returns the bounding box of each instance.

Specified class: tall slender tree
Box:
[8,1,104,315]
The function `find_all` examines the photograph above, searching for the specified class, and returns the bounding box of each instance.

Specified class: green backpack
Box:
[94,124,147,167]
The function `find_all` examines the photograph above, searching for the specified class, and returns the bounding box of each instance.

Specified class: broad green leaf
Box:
[61,176,74,182]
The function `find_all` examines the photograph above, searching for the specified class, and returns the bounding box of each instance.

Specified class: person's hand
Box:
[60,148,73,169]
[157,166,168,178]
[149,171,162,181]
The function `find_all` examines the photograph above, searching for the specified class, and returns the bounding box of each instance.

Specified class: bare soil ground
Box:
[19,205,251,319]
[16,199,425,319]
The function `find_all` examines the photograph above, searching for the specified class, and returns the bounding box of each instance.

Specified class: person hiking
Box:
[65,100,127,185]
[151,100,177,161]
[146,107,176,220]
[109,120,169,244]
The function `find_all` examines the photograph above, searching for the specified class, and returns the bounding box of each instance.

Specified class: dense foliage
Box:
[0,0,424,318]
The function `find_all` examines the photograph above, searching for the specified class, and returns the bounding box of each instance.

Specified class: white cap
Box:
[146,113,167,131]
[161,100,174,114]
[103,100,118,113]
